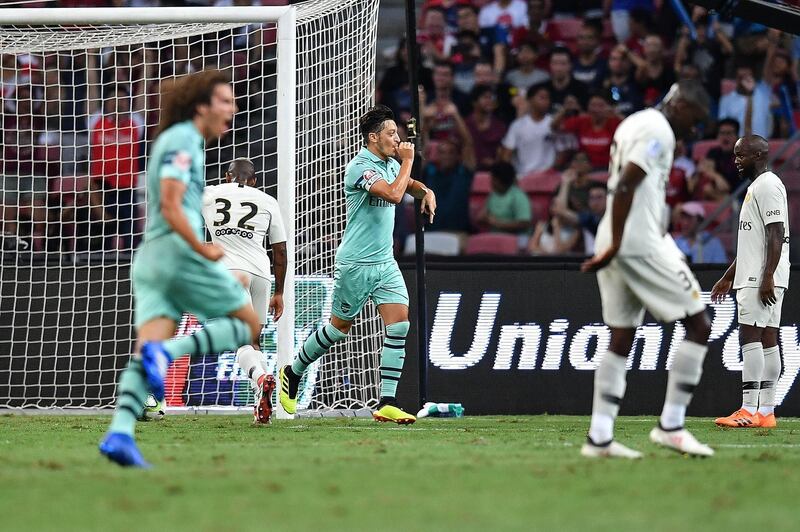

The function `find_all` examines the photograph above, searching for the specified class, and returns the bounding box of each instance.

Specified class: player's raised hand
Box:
[710,277,732,304]
[269,293,284,322]
[197,242,225,261]
[396,141,415,161]
[421,188,437,223]
[581,245,618,273]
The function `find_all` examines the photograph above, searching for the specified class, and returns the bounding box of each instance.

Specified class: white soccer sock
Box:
[588,351,627,444]
[741,342,764,415]
[236,345,266,387]
[660,340,707,430]
[758,345,781,416]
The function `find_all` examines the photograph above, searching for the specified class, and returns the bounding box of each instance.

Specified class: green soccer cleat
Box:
[279,365,298,415]
[373,404,416,425]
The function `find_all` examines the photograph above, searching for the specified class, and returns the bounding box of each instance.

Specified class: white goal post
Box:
[0,1,383,415]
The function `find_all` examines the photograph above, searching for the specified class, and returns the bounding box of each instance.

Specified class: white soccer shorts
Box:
[597,248,706,328]
[736,286,785,328]
[231,269,272,324]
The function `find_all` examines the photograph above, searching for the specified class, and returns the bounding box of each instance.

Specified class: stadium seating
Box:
[519,169,561,193]
[404,232,461,256]
[471,171,492,194]
[548,17,583,43]
[465,232,519,255]
[691,140,718,162]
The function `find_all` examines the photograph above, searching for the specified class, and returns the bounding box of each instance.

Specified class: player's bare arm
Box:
[581,162,647,272]
[161,178,224,261]
[270,241,287,321]
[407,179,437,222]
[761,222,785,306]
[369,141,415,204]
[711,258,737,304]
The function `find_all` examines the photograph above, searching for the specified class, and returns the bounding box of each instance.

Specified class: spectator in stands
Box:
[718,64,773,138]
[477,161,532,234]
[602,44,643,116]
[426,60,470,116]
[672,17,733,105]
[621,7,653,55]
[451,30,484,94]
[422,92,476,168]
[457,3,507,74]
[629,34,674,107]
[472,60,516,123]
[420,0,462,34]
[510,0,552,58]
[3,193,50,253]
[478,0,528,32]
[505,41,550,95]
[609,0,654,44]
[544,47,588,112]
[763,30,797,137]
[673,202,727,264]
[552,151,600,213]
[466,84,509,170]
[553,89,621,170]
[3,83,48,178]
[550,180,607,255]
[499,83,555,175]
[702,118,742,194]
[378,37,434,119]
[61,177,112,254]
[89,86,144,251]
[572,18,607,90]
[551,0,602,18]
[421,139,473,235]
[419,7,457,66]
[527,214,580,255]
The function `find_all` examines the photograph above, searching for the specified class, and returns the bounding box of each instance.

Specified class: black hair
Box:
[228,158,256,184]
[490,161,516,188]
[457,3,478,15]
[582,17,603,37]
[587,87,612,104]
[359,104,395,144]
[717,117,740,132]
[470,83,494,102]
[433,59,455,73]
[527,82,550,100]
[588,182,607,193]
[550,46,573,62]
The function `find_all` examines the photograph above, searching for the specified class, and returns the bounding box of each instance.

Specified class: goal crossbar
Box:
[0,6,292,25]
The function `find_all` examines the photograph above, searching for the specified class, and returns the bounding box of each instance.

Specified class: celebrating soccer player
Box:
[278,105,436,424]
[581,80,716,458]
[712,136,789,429]
[202,158,287,424]
[99,71,263,467]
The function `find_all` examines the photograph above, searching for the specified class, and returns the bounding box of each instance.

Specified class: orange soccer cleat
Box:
[757,412,777,428]
[714,408,759,428]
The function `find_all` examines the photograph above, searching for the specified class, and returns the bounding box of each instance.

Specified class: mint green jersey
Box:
[144,121,206,242]
[335,147,400,264]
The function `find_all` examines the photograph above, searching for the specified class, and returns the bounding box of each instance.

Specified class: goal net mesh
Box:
[0,0,384,412]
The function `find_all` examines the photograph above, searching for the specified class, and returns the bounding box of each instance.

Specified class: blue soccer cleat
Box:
[140,342,170,401]
[99,433,151,468]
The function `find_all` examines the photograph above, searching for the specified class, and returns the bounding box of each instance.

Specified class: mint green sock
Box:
[380,321,409,399]
[291,323,347,375]
[108,359,148,436]
[163,317,251,360]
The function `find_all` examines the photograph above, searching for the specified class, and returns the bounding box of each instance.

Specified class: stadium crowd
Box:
[2,0,800,262]
[380,0,800,262]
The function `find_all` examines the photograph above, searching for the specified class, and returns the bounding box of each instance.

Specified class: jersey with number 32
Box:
[202,182,287,278]
[595,108,676,257]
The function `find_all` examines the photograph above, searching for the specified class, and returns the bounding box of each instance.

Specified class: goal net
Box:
[0,0,384,414]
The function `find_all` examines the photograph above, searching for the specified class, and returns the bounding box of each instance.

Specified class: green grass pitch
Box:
[1,415,799,531]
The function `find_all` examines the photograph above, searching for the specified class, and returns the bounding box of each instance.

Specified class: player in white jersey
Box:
[712,136,789,429]
[202,158,287,424]
[581,80,715,459]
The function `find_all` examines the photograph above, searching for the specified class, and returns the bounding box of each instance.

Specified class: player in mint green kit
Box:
[279,105,437,424]
[99,70,263,467]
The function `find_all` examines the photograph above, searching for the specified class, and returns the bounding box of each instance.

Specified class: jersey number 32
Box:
[213,199,258,230]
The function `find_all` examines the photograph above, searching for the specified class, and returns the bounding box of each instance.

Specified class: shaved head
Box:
[226,157,256,185]
[734,135,769,181]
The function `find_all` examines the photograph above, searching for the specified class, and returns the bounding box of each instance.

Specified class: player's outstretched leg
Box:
[99,358,151,468]
[653,314,713,457]
[372,321,415,425]
[583,347,641,459]
[280,323,348,414]
[757,343,781,428]
[236,345,275,424]
[141,316,253,400]
[716,341,763,428]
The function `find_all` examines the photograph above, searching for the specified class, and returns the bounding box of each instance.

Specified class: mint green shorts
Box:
[131,233,249,328]
[331,261,409,321]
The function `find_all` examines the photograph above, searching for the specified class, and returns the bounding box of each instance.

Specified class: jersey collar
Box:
[359,146,389,165]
